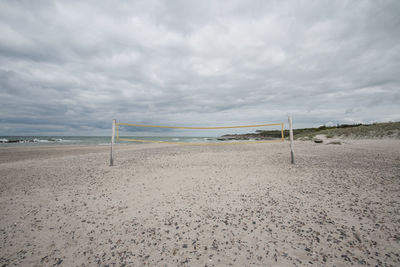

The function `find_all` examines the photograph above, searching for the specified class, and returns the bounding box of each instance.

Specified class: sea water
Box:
[0,136,217,147]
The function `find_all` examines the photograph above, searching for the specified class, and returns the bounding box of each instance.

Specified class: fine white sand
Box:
[1,140,399,266]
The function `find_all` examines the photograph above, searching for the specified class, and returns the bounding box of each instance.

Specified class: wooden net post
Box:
[110,119,116,166]
[288,115,295,164]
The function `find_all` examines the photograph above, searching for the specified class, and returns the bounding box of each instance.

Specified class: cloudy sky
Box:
[0,0,399,135]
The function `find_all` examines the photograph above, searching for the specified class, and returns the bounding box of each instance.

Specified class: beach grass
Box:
[253,121,400,140]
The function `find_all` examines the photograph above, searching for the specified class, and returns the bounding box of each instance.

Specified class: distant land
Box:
[221,121,400,140]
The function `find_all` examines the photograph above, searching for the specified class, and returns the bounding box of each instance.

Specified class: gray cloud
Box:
[0,0,399,135]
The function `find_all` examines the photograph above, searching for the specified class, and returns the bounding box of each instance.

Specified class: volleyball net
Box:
[109,118,295,166]
[114,122,285,146]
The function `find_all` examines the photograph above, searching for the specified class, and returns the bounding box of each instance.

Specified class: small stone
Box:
[353,232,361,243]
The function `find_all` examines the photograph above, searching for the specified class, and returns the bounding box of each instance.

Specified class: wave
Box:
[34,139,51,143]
[0,138,72,144]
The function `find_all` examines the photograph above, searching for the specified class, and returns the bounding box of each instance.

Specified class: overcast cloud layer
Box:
[0,0,399,135]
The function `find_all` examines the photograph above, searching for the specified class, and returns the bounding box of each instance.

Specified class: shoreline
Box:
[0,138,398,164]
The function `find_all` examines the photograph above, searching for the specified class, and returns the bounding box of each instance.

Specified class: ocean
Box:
[0,136,218,147]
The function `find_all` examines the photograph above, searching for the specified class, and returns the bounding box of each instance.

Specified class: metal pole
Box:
[288,115,295,164]
[110,119,116,166]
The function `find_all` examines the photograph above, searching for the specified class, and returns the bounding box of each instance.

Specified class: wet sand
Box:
[1,140,399,266]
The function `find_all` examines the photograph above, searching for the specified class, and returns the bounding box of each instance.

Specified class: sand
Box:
[0,140,399,266]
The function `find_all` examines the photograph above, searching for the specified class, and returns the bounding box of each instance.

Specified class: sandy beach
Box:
[0,140,399,266]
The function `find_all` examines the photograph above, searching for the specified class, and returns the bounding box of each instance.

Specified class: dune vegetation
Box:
[251,121,400,140]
